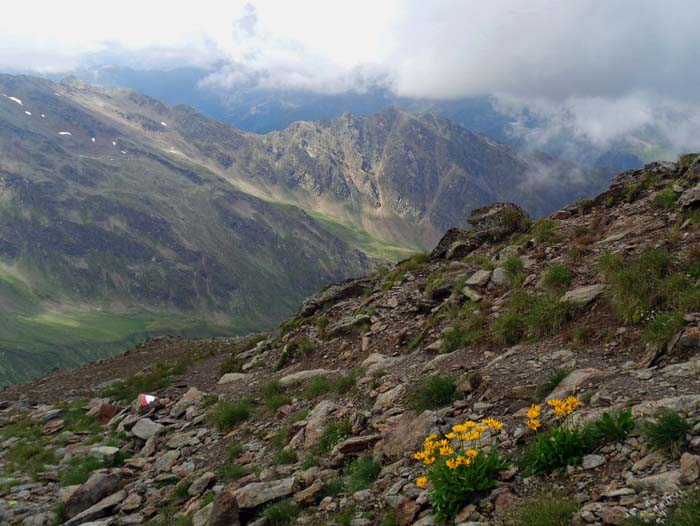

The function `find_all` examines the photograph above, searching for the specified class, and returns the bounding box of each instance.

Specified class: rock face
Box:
[468,203,531,241]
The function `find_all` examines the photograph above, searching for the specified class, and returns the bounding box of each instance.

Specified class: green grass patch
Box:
[344,456,381,492]
[261,380,291,411]
[641,409,691,455]
[519,425,594,476]
[541,264,571,294]
[588,408,635,443]
[515,497,579,526]
[304,375,333,398]
[263,499,300,526]
[652,188,679,209]
[307,210,416,262]
[274,448,298,465]
[208,401,252,431]
[502,256,526,287]
[316,420,352,454]
[411,374,459,411]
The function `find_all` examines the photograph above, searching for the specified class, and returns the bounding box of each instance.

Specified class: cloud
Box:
[2,1,700,156]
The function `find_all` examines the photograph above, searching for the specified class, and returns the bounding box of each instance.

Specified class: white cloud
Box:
[2,1,700,156]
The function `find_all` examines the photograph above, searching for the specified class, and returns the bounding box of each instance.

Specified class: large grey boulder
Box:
[233,478,297,509]
[64,472,122,519]
[131,418,163,440]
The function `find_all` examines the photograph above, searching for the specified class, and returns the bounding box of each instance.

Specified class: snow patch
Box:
[58,131,72,136]
[24,111,31,116]
[8,97,22,106]
[53,92,61,97]
[91,137,96,143]
[112,141,117,146]
[160,121,167,127]
[121,150,126,154]
[40,114,46,118]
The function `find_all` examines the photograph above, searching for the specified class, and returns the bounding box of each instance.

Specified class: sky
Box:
[2,0,700,154]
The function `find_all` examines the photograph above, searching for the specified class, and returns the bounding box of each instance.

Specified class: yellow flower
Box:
[481,418,503,430]
[423,456,436,465]
[527,404,541,420]
[465,448,478,459]
[528,419,541,431]
[416,476,428,488]
[445,458,459,470]
[445,432,457,440]
[439,445,454,456]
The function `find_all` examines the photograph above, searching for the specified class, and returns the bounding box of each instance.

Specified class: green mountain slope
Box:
[0,75,372,385]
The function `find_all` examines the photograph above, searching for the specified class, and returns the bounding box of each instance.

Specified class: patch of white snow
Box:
[160,121,167,127]
[40,114,46,118]
[24,111,31,116]
[91,137,96,143]
[58,131,72,136]
[8,97,22,106]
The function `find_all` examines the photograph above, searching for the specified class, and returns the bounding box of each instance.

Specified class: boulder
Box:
[561,284,606,306]
[217,373,247,385]
[628,470,681,494]
[546,368,605,400]
[430,228,476,260]
[298,278,373,317]
[170,387,205,418]
[131,418,164,440]
[64,472,122,518]
[304,400,338,450]
[233,477,297,509]
[468,203,530,241]
[373,385,405,412]
[465,269,492,287]
[189,472,216,497]
[207,491,240,526]
[64,490,126,526]
[154,450,180,472]
[331,435,382,457]
[279,369,334,388]
[380,410,436,459]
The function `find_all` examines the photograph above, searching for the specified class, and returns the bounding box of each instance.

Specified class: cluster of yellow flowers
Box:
[547,396,580,416]
[527,403,542,431]
[413,418,503,485]
[526,396,581,431]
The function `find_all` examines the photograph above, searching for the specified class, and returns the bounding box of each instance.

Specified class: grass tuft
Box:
[641,409,690,455]
[411,374,459,411]
[515,497,579,526]
[208,401,252,431]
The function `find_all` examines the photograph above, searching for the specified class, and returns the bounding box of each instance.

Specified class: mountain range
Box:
[52,65,655,171]
[0,73,611,385]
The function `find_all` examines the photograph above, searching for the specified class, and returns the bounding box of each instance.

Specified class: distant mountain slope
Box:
[0,73,612,385]
[51,78,612,248]
[0,74,371,385]
[56,65,645,171]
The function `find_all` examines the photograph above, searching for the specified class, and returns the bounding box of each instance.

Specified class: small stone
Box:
[680,452,699,484]
[582,454,606,470]
[217,373,247,385]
